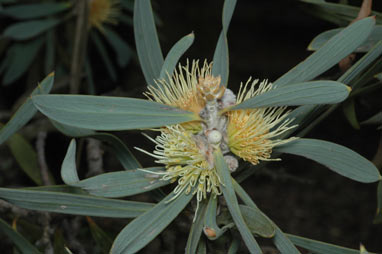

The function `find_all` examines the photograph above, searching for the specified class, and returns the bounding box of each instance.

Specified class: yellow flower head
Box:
[227,79,297,165]
[136,125,222,203]
[89,0,119,31]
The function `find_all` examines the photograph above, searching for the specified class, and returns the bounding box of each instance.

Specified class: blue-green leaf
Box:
[3,19,61,40]
[0,187,153,218]
[214,149,262,253]
[111,192,193,254]
[0,218,41,254]
[32,94,200,131]
[274,138,381,183]
[159,33,194,81]
[185,200,208,254]
[0,73,54,145]
[134,0,164,85]
[0,2,71,19]
[230,81,350,110]
[274,17,375,87]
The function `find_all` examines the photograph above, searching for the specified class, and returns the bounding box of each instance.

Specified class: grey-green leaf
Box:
[103,27,132,68]
[32,94,199,131]
[0,218,41,254]
[374,181,382,224]
[3,18,61,40]
[214,149,262,254]
[231,81,350,110]
[185,200,208,254]
[274,17,375,87]
[0,187,153,218]
[110,192,193,254]
[0,2,71,19]
[0,73,54,145]
[134,0,164,85]
[160,33,195,80]
[274,138,381,183]
[239,205,275,238]
[91,31,117,81]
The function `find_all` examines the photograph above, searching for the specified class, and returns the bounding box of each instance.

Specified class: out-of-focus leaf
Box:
[204,196,234,240]
[0,187,154,218]
[134,0,163,85]
[7,132,42,185]
[274,17,375,87]
[0,218,41,254]
[61,139,170,197]
[53,229,67,254]
[230,81,350,110]
[0,2,71,19]
[374,181,382,224]
[342,99,360,129]
[103,27,132,68]
[85,58,96,94]
[159,33,194,81]
[3,19,61,40]
[32,94,200,131]
[232,180,301,254]
[375,72,382,81]
[185,200,208,254]
[91,31,117,81]
[228,236,240,254]
[87,217,113,252]
[45,30,55,75]
[110,192,193,254]
[287,234,377,254]
[239,205,275,238]
[214,149,262,253]
[212,0,237,87]
[0,73,54,145]
[308,26,382,53]
[2,37,44,85]
[361,112,382,126]
[275,138,381,183]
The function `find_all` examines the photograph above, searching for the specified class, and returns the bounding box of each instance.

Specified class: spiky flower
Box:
[137,60,297,207]
[88,0,119,31]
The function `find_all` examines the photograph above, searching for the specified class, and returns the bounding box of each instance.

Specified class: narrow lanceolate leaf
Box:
[111,192,193,254]
[308,26,382,53]
[232,180,301,254]
[103,27,132,68]
[0,73,54,145]
[274,17,375,87]
[0,218,41,254]
[212,0,237,87]
[0,187,153,218]
[214,149,262,254]
[91,31,117,81]
[61,139,170,197]
[3,19,61,40]
[185,200,208,254]
[239,205,275,238]
[204,196,234,240]
[231,81,350,110]
[274,138,381,183]
[374,181,382,224]
[134,0,164,85]
[160,33,195,80]
[32,95,200,131]
[286,234,377,254]
[0,2,71,19]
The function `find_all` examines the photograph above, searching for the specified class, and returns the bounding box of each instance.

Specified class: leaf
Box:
[7,132,42,185]
[2,37,44,85]
[0,218,41,254]
[159,33,194,81]
[0,187,154,218]
[232,179,301,254]
[3,18,61,40]
[61,138,170,197]
[230,81,350,110]
[185,200,208,254]
[286,234,377,254]
[308,26,382,53]
[86,217,113,253]
[1,2,71,19]
[44,30,55,75]
[274,17,375,87]
[214,149,262,254]
[342,99,360,129]
[134,0,164,85]
[374,181,382,224]
[361,112,382,126]
[91,31,117,81]
[32,94,199,131]
[212,0,237,87]
[0,73,54,145]
[103,27,132,68]
[239,205,275,238]
[274,138,381,183]
[110,191,193,254]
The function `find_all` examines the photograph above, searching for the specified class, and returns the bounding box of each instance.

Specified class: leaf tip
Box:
[47,71,55,77]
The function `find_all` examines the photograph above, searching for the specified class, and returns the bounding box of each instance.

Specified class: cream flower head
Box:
[88,0,120,31]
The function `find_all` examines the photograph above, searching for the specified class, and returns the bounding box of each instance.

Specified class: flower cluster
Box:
[89,0,120,31]
[137,60,297,205]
